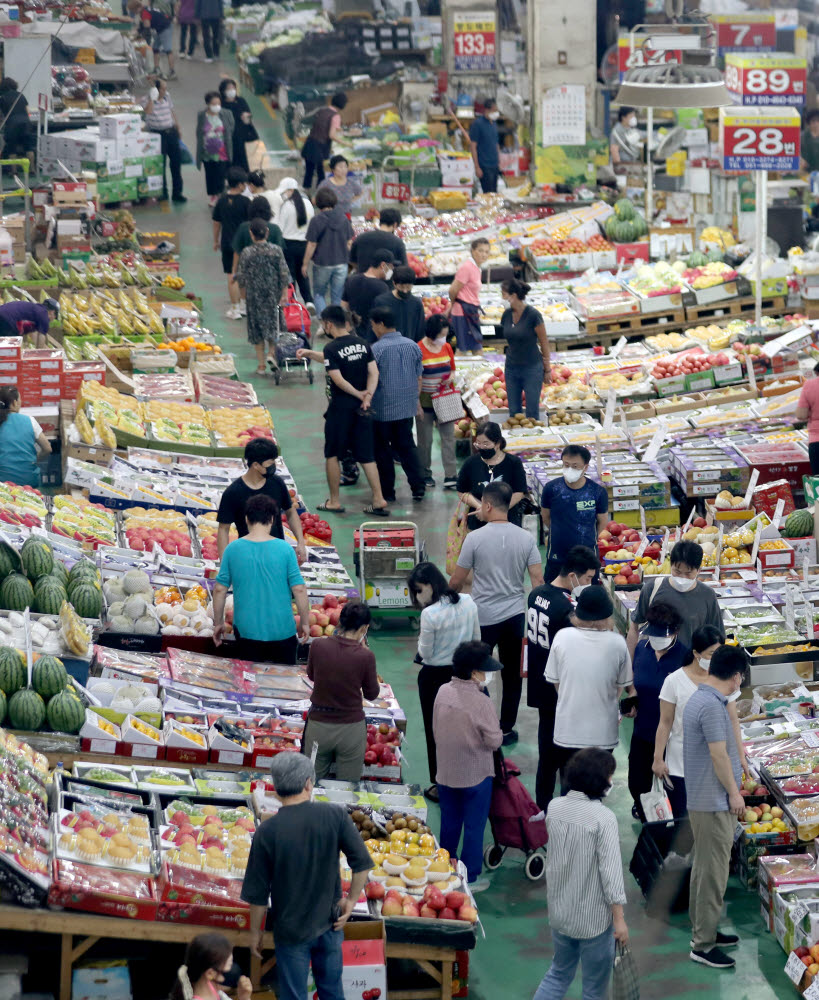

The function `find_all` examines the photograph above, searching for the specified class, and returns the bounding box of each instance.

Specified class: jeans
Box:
[417,664,453,784]
[201,17,221,57]
[415,407,456,480]
[276,926,344,1000]
[479,166,499,193]
[179,21,197,54]
[373,417,426,499]
[533,926,615,1000]
[284,238,312,304]
[311,263,347,316]
[437,776,493,883]
[505,362,543,419]
[480,613,525,732]
[154,128,183,199]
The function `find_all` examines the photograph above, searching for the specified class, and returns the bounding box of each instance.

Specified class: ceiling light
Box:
[615,62,733,109]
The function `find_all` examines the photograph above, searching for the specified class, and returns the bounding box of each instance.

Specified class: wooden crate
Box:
[583,308,686,337]
[684,295,787,324]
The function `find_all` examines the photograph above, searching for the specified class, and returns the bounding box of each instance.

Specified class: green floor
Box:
[131,49,792,999]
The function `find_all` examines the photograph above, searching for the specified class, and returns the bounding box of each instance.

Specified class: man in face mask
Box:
[525,544,600,810]
[216,437,306,563]
[610,105,643,169]
[627,540,724,659]
[341,249,394,344]
[540,444,610,583]
[372,265,425,343]
[469,97,501,193]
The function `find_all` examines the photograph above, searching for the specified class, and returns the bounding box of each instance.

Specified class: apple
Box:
[420,904,437,919]
[381,896,402,916]
[438,907,457,920]
[309,625,323,637]
[771,806,784,818]
[365,882,385,900]
[458,904,478,923]
[402,900,420,917]
[796,946,811,958]
[445,891,466,910]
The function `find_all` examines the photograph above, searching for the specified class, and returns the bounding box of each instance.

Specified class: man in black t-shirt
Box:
[216,437,306,563]
[212,165,250,321]
[526,545,599,809]
[349,206,407,273]
[341,250,393,343]
[297,306,390,517]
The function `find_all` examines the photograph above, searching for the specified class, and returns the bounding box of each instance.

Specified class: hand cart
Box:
[354,521,423,630]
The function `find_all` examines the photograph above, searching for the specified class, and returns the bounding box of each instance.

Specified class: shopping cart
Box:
[272,286,313,385]
[354,520,424,630]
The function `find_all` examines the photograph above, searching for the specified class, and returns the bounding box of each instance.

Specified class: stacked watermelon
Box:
[65,559,103,620]
[0,646,84,732]
[0,538,102,622]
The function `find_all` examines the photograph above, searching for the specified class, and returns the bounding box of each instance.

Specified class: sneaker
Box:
[468,878,490,894]
[306,302,316,315]
[238,301,247,316]
[171,194,187,203]
[226,306,242,320]
[204,56,213,63]
[501,730,519,746]
[424,476,436,487]
[689,948,735,969]
[411,492,425,502]
[690,932,739,950]
[443,478,458,489]
[166,71,178,80]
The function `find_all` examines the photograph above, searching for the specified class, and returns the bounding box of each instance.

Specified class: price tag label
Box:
[773,497,785,529]
[785,951,807,984]
[802,730,819,748]
[603,389,616,432]
[610,335,628,358]
[746,354,757,393]
[617,35,681,81]
[712,13,776,55]
[785,585,797,630]
[791,902,810,924]
[804,981,819,1000]
[743,468,760,509]
[725,53,807,107]
[639,505,647,538]
[642,423,666,463]
[719,106,801,171]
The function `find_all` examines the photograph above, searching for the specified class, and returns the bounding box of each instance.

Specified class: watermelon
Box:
[687,250,708,267]
[0,573,33,612]
[614,198,635,221]
[632,214,648,238]
[34,577,67,615]
[707,247,723,263]
[47,688,84,733]
[783,508,814,538]
[68,559,99,586]
[0,541,21,580]
[0,688,5,723]
[0,647,25,695]
[21,536,54,581]
[32,655,67,700]
[67,582,102,620]
[49,561,69,587]
[7,688,45,730]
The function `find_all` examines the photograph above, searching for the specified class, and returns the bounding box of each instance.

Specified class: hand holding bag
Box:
[612,942,639,1000]
[639,775,674,823]
[445,500,469,576]
[431,381,465,423]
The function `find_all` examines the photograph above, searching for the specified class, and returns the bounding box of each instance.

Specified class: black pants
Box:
[201,17,221,58]
[373,417,426,499]
[628,733,656,822]
[234,631,297,665]
[554,745,614,793]
[154,128,183,199]
[203,160,227,196]
[480,612,525,733]
[179,21,197,54]
[284,239,312,304]
[536,689,559,810]
[303,156,326,189]
[479,166,499,193]
[810,442,819,475]
[667,774,687,817]
[417,664,453,785]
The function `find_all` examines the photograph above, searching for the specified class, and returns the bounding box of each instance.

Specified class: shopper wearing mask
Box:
[414,313,457,489]
[457,421,527,529]
[627,540,723,656]
[219,79,258,173]
[627,602,691,821]
[196,91,234,205]
[275,177,314,306]
[317,155,363,216]
[433,640,503,891]
[231,195,284,274]
[350,207,407,272]
[373,266,425,343]
[194,0,222,62]
[302,187,353,316]
[408,562,480,802]
[449,237,490,354]
[526,545,600,811]
[610,106,642,169]
[500,278,551,419]
[142,77,185,203]
[169,933,251,1000]
[212,166,249,318]
[469,98,501,194]
[545,587,633,786]
[540,444,609,583]
[653,625,724,817]
[683,644,748,970]
[341,250,392,343]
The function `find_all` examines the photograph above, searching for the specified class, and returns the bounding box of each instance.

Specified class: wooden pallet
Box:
[684,294,787,323]
[583,308,686,337]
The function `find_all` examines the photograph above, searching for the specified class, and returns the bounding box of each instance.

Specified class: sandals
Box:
[254,366,267,376]
[317,501,345,514]
[363,504,390,517]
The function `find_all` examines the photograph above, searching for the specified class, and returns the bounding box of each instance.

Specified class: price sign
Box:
[712,13,776,55]
[725,54,807,107]
[617,36,681,81]
[452,11,496,72]
[381,180,411,202]
[785,951,807,985]
[792,902,810,924]
[719,107,801,172]
[805,982,819,1000]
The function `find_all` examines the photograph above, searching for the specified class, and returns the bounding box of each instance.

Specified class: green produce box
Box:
[81,160,124,181]
[142,155,165,178]
[803,475,819,506]
[685,369,716,392]
[97,178,139,204]
[137,176,164,198]
[123,158,145,180]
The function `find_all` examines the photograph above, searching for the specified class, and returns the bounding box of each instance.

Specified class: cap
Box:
[575,586,613,622]
[372,249,395,266]
[44,297,59,315]
[276,177,299,193]
[642,621,678,638]
[480,655,503,673]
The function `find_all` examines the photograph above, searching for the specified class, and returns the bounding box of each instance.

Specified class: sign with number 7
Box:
[711,13,776,54]
[719,106,801,171]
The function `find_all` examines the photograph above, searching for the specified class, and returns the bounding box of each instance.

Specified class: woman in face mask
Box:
[219,79,258,173]
[456,420,528,530]
[627,602,692,821]
[413,313,458,490]
[432,640,503,892]
[652,625,725,818]
[195,91,234,205]
[610,105,643,170]
[169,932,251,1000]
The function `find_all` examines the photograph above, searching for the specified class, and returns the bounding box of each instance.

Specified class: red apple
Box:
[458,904,478,923]
[445,891,466,910]
[438,907,457,920]
[365,882,386,900]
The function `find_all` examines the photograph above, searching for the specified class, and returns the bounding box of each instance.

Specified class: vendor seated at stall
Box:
[610,107,642,170]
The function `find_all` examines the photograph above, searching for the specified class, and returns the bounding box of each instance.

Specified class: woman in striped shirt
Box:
[416,315,458,489]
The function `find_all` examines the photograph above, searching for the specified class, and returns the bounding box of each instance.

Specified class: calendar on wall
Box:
[541,85,586,146]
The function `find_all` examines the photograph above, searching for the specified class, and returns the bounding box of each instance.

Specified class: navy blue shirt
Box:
[631,637,690,743]
[469,115,500,168]
[0,301,50,335]
[540,476,609,563]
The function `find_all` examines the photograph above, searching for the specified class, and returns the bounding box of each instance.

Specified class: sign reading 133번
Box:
[719,107,801,172]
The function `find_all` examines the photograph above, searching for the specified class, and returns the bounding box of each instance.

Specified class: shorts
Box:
[154,24,174,52]
[221,245,234,274]
[450,312,482,352]
[324,405,374,463]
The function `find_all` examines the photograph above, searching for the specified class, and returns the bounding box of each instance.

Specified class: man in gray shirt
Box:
[682,644,747,971]
[449,481,543,744]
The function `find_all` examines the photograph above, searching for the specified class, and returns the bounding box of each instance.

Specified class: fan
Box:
[653,125,687,161]
[496,88,527,124]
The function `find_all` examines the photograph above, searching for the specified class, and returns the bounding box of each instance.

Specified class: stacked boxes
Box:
[589,455,672,512]
[668,443,751,499]
[20,349,63,406]
[62,360,106,398]
[0,337,20,391]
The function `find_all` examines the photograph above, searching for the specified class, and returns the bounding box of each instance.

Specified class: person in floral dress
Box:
[234,218,292,375]
[196,90,234,205]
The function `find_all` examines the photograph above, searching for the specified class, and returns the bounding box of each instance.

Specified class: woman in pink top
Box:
[796,362,819,472]
[170,933,252,1000]
[433,640,503,891]
[449,237,490,354]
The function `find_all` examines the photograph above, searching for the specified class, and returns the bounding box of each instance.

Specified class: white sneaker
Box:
[238,301,247,316]
[204,57,213,63]
[468,878,490,893]
[226,306,241,320]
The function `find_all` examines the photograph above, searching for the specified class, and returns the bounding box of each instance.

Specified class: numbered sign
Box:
[617,36,681,81]
[711,13,776,55]
[381,180,411,202]
[452,11,496,72]
[719,107,801,172]
[725,53,807,107]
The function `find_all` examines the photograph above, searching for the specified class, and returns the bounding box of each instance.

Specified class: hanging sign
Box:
[452,11,496,72]
[617,36,681,81]
[719,107,801,172]
[711,13,776,55]
[725,54,807,107]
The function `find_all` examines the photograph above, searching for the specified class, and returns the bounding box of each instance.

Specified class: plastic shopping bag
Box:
[612,943,639,1000]
[640,776,673,823]
[445,501,468,576]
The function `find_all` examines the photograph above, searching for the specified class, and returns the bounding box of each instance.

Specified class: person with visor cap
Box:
[0,297,58,347]
[433,640,503,893]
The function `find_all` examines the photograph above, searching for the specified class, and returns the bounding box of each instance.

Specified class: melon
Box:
[783,508,813,538]
[46,688,85,733]
[34,577,67,616]
[0,573,34,612]
[68,581,103,620]
[32,655,67,700]
[0,541,21,579]
[0,647,25,695]
[7,688,46,730]
[123,569,151,595]
[21,536,54,581]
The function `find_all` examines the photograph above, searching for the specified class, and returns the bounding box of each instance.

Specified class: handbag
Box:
[639,775,673,823]
[445,501,469,576]
[612,943,640,1000]
[431,381,465,423]
[245,139,270,172]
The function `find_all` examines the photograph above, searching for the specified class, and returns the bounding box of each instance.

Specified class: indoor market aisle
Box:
[135,47,788,1000]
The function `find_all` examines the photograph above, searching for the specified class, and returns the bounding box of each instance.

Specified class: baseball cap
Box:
[372,249,395,267]
[642,620,678,638]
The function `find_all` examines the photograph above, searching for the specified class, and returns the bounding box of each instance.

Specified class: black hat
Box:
[372,249,395,266]
[575,586,613,622]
